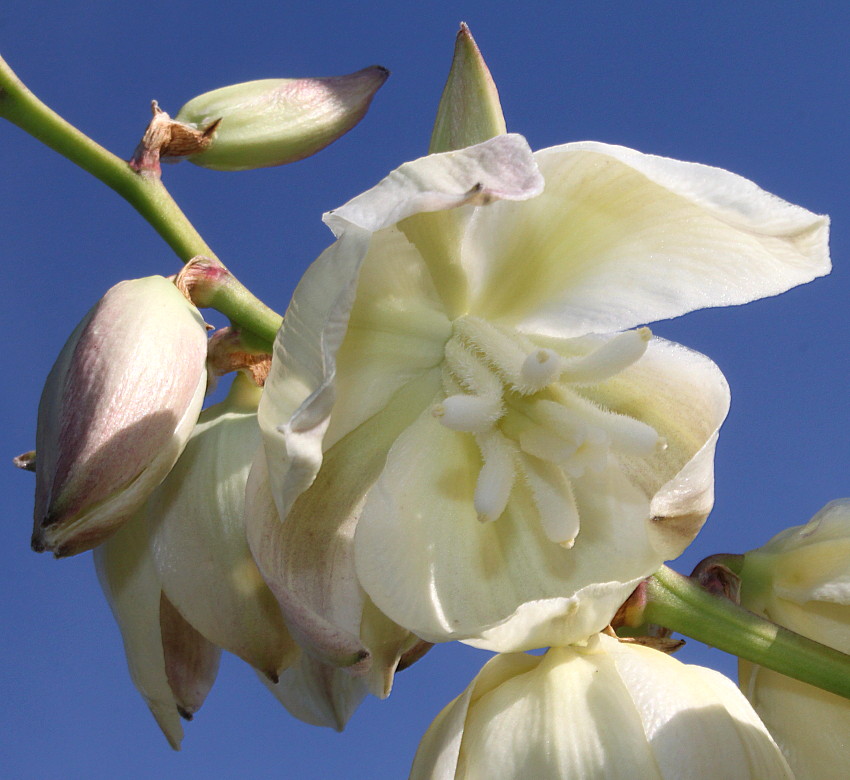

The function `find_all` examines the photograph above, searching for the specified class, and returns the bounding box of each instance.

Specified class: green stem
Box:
[0,52,282,345]
[645,565,850,700]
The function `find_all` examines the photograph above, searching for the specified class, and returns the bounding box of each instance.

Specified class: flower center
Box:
[431,316,665,547]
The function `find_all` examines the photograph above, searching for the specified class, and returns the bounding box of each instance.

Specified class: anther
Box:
[520,348,564,390]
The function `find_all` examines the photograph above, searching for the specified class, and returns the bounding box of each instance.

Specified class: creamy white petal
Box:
[611,640,793,779]
[260,652,368,731]
[463,142,829,337]
[247,371,437,676]
[740,661,850,779]
[244,447,368,669]
[258,227,370,526]
[148,386,297,680]
[410,653,539,780]
[412,636,792,779]
[260,135,543,523]
[462,581,643,653]
[323,134,543,236]
[94,514,185,750]
[324,227,451,449]
[354,405,659,648]
[574,335,730,559]
[755,500,850,605]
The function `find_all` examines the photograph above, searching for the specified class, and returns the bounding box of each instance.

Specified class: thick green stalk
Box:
[644,565,850,700]
[0,52,282,346]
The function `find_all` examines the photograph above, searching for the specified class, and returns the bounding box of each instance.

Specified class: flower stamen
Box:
[473,431,516,522]
[560,327,651,385]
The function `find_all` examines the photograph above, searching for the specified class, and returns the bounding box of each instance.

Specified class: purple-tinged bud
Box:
[33,276,208,557]
[172,66,389,171]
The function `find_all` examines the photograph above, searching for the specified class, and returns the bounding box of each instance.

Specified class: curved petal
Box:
[258,226,371,526]
[610,640,794,779]
[413,636,792,779]
[354,404,661,648]
[246,370,439,675]
[758,499,850,605]
[159,592,221,719]
[464,142,829,336]
[575,335,730,559]
[326,134,542,321]
[260,652,368,731]
[323,133,543,236]
[325,227,451,449]
[462,581,643,653]
[740,661,850,778]
[94,514,186,750]
[410,653,539,780]
[148,391,297,680]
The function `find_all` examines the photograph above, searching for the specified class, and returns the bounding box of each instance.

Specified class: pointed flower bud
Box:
[173,66,389,171]
[429,23,507,154]
[33,276,208,557]
[738,499,850,778]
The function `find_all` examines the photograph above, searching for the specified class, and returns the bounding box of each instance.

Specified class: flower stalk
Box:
[0,52,281,346]
[639,565,850,700]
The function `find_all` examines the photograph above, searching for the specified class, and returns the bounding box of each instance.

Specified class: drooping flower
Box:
[95,507,221,750]
[97,372,378,746]
[145,370,297,680]
[738,499,850,778]
[246,133,829,658]
[33,276,209,557]
[410,633,793,779]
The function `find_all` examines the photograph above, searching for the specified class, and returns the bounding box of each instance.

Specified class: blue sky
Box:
[2,2,849,777]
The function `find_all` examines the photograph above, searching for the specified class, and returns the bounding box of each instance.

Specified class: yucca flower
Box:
[246,133,829,658]
[411,633,793,779]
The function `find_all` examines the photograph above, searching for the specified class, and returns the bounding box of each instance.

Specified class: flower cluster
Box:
[15,23,848,779]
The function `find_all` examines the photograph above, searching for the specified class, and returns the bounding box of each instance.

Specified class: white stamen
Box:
[454,317,530,385]
[521,455,581,547]
[518,426,580,464]
[558,390,663,458]
[520,348,564,390]
[433,393,502,433]
[563,442,609,477]
[560,328,651,385]
[603,413,664,456]
[443,336,503,399]
[529,398,590,444]
[473,432,516,522]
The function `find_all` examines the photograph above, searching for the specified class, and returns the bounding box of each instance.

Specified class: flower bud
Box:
[173,66,389,171]
[33,276,208,557]
[429,23,506,154]
[738,499,850,778]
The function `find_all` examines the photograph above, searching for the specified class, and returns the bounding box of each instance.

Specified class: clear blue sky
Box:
[2,2,849,777]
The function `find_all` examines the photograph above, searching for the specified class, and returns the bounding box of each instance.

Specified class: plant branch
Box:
[642,565,850,700]
[0,52,282,345]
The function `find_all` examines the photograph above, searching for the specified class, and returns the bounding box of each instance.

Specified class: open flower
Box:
[738,499,850,777]
[247,133,829,657]
[410,633,793,779]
